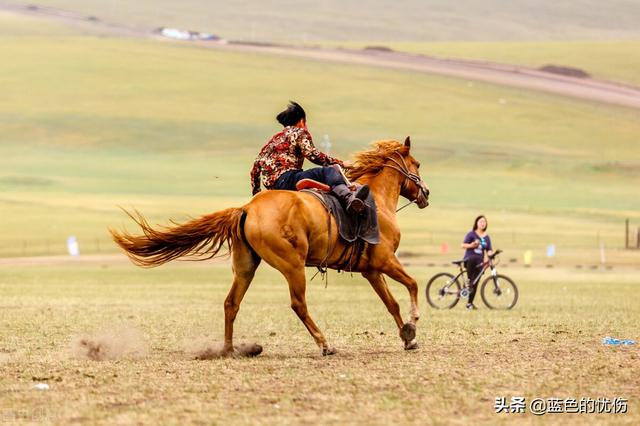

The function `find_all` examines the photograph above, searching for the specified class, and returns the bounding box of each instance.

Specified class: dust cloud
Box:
[70,327,148,361]
[182,337,262,359]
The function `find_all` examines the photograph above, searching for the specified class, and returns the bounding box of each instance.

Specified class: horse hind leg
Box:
[221,240,261,356]
[284,267,335,356]
[244,209,333,355]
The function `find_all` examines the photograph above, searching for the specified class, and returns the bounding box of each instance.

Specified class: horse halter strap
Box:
[381,152,426,211]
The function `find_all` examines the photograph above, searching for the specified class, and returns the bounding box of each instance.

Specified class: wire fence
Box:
[1,228,638,268]
[0,237,114,258]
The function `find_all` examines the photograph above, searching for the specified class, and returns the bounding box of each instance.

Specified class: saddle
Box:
[297,180,379,245]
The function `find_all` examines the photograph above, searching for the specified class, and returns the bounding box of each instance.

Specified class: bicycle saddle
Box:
[451,259,465,265]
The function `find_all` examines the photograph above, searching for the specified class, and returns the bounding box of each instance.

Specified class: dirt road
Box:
[3,2,640,109]
[214,42,640,109]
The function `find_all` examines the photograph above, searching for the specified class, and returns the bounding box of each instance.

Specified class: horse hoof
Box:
[236,343,263,357]
[400,323,416,342]
[195,348,231,360]
[404,339,419,351]
[322,347,337,356]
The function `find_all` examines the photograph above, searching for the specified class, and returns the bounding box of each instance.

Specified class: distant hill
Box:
[23,0,640,42]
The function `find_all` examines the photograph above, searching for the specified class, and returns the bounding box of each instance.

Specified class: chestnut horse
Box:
[111,137,429,355]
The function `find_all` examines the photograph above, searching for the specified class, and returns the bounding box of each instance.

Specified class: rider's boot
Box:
[332,184,370,215]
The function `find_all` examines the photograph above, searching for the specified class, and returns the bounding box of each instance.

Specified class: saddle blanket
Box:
[301,188,380,245]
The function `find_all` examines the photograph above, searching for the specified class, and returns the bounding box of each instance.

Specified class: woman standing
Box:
[461,215,493,310]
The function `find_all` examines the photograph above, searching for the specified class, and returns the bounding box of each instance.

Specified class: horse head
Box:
[390,136,430,209]
[346,137,430,209]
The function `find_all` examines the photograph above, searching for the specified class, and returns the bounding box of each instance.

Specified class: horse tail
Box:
[110,207,244,268]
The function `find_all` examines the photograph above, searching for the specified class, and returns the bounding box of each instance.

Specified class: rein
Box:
[395,200,415,212]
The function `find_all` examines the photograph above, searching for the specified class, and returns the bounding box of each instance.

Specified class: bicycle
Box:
[425,249,518,310]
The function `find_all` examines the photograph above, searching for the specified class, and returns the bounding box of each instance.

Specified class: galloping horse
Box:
[111,137,430,355]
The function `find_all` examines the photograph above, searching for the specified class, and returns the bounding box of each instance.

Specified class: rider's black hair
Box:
[276,101,306,127]
[472,215,488,231]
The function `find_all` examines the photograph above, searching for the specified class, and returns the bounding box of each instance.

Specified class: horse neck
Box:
[360,167,403,214]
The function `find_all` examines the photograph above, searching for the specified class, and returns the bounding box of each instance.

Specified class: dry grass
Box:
[0,259,638,425]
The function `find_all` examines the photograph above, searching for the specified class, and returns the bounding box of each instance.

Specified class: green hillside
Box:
[23,0,640,42]
[1,29,639,262]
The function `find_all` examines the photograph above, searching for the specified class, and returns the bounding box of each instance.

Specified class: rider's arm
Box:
[486,235,493,257]
[250,160,261,195]
[296,129,344,167]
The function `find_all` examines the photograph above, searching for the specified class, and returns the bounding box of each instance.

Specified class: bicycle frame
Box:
[426,249,516,310]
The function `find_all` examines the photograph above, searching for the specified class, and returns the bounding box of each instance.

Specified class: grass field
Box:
[1,259,639,424]
[23,0,640,41]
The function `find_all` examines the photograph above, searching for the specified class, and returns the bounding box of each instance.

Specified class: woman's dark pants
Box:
[465,258,483,305]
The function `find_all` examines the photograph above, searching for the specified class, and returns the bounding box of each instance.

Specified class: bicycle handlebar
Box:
[488,249,503,259]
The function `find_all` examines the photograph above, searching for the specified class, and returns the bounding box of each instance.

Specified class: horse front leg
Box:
[379,257,421,350]
[362,270,417,350]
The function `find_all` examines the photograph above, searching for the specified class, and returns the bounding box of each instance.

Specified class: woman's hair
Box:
[472,215,488,231]
[276,101,306,127]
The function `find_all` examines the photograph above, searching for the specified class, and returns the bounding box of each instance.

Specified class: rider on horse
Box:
[250,101,370,214]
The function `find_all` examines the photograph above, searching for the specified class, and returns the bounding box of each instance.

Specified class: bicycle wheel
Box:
[480,274,518,310]
[426,273,461,309]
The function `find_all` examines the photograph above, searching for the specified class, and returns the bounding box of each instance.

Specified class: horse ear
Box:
[404,136,411,149]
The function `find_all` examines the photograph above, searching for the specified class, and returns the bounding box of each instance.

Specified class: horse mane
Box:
[345,139,409,181]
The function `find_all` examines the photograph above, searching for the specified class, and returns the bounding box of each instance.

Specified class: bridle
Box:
[381,151,429,212]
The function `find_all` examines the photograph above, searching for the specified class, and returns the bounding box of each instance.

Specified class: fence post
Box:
[637,228,640,249]
[625,218,629,249]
